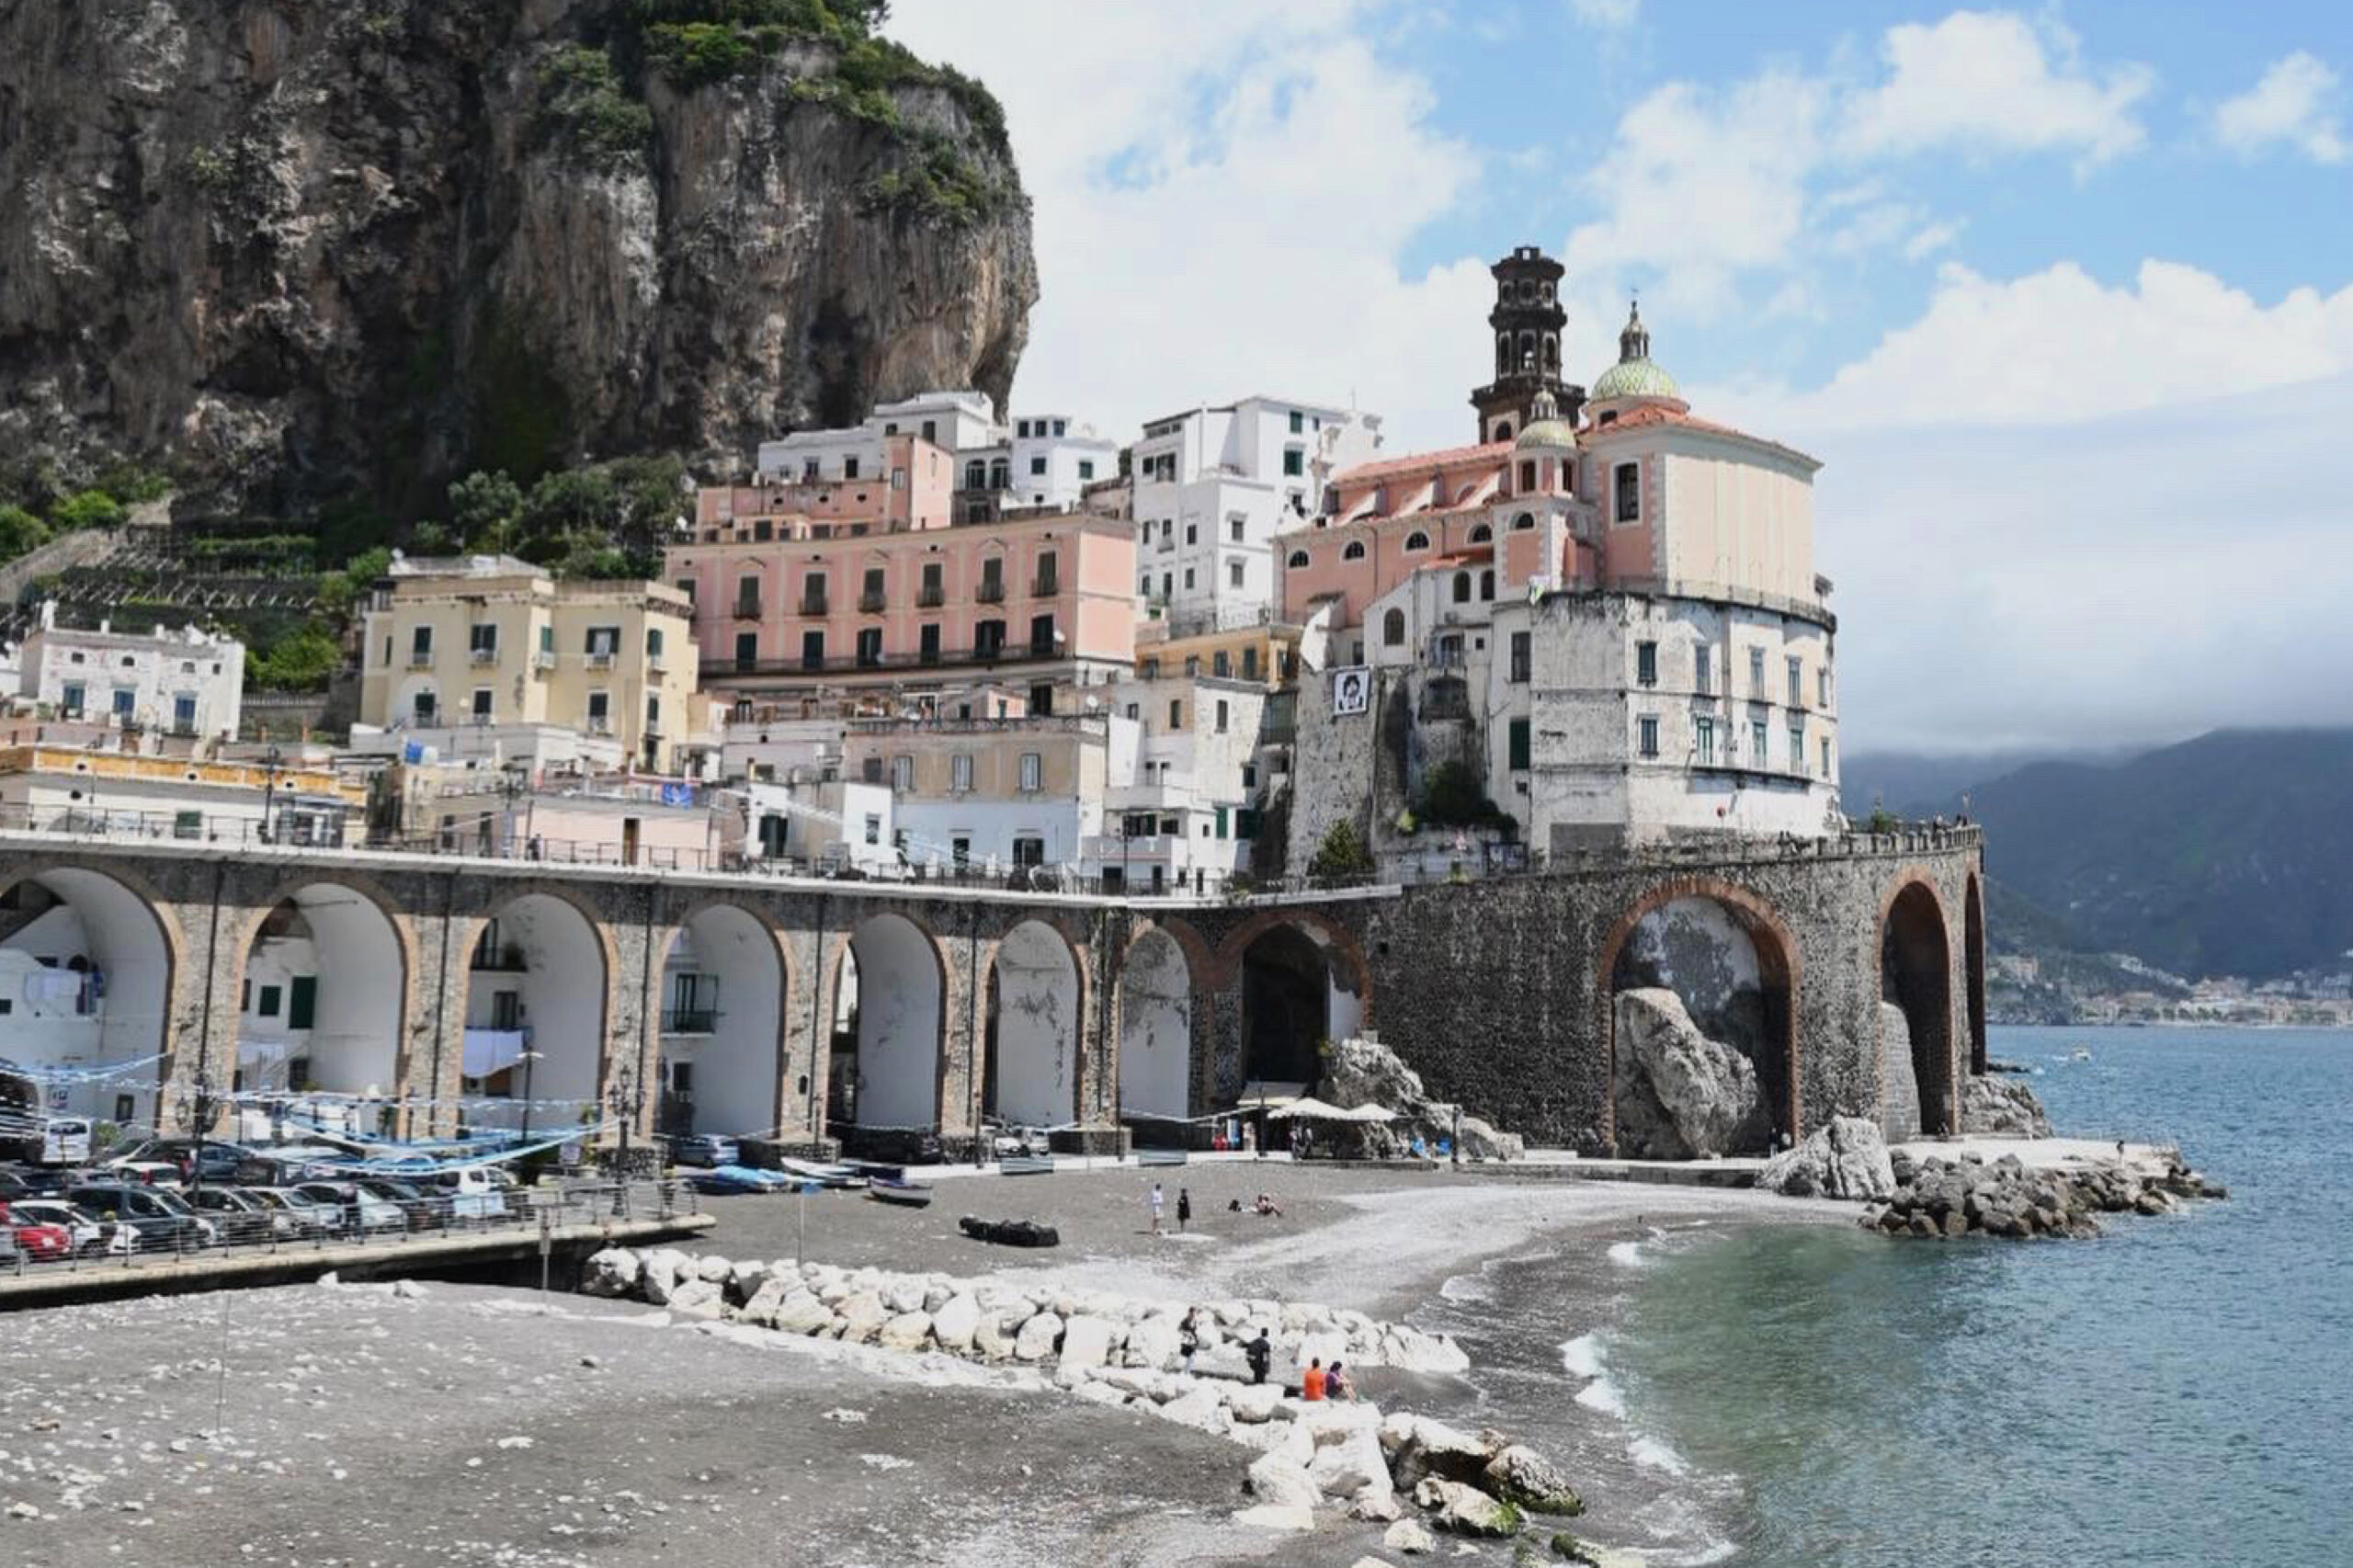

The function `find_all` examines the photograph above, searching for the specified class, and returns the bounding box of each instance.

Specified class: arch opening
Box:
[460,893,606,1138]
[656,904,785,1141]
[827,915,943,1136]
[1964,877,1987,1076]
[1118,928,1192,1142]
[1237,922,1361,1098]
[0,869,172,1134]
[1881,882,1954,1137]
[983,920,1080,1131]
[1608,896,1792,1157]
[234,886,404,1139]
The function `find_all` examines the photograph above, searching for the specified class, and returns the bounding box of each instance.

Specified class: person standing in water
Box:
[1176,1186,1192,1233]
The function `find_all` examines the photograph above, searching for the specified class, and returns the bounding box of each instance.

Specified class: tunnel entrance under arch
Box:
[1608,895,1792,1157]
[655,904,785,1142]
[0,870,172,1133]
[1964,877,1988,1076]
[233,886,404,1141]
[460,893,606,1141]
[1881,882,1954,1137]
[1236,922,1362,1099]
[1118,929,1193,1143]
[982,921,1080,1134]
[826,915,943,1142]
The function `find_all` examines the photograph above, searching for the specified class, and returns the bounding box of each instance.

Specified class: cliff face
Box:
[0,1,1036,518]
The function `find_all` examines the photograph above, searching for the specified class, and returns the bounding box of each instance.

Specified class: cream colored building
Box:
[358,556,700,774]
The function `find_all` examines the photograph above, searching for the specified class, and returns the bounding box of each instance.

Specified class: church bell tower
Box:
[1470,246,1583,443]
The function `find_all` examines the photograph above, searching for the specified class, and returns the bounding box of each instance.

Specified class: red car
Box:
[0,1202,73,1263]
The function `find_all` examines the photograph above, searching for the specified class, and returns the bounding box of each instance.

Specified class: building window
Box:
[413,689,437,725]
[1212,650,1231,677]
[646,627,665,662]
[1052,418,1066,437]
[1382,608,1405,646]
[1229,560,1245,588]
[469,623,497,659]
[950,753,973,793]
[1469,522,1493,544]
[857,627,883,667]
[647,695,661,730]
[1790,722,1805,772]
[1452,572,1472,604]
[410,625,433,660]
[1184,568,1196,590]
[1638,716,1659,757]
[801,630,825,669]
[1695,646,1711,695]
[1636,641,1658,687]
[112,687,134,719]
[1519,460,1537,494]
[1819,665,1833,707]
[892,755,914,793]
[1614,462,1640,523]
[1748,646,1766,692]
[1282,448,1304,476]
[61,682,84,716]
[259,984,282,1019]
[1078,460,1095,481]
[1404,530,1430,551]
[1287,549,1309,568]
[1018,752,1042,792]
[965,460,987,489]
[1169,699,1184,730]
[1513,512,1535,531]
[1821,737,1834,778]
[1342,540,1366,562]
[864,813,881,846]
[1243,646,1259,680]
[844,456,860,480]
[1695,717,1716,766]
[1480,569,1495,600]
[1751,718,1768,764]
[1289,409,1304,434]
[862,756,883,784]
[1508,717,1530,770]
[1215,699,1229,733]
[1229,516,1245,540]
[1788,656,1802,709]
[734,631,758,670]
[587,691,609,733]
[472,687,493,721]
[1509,631,1530,682]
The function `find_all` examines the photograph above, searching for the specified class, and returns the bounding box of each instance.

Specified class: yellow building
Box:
[1133,614,1301,687]
[358,556,699,774]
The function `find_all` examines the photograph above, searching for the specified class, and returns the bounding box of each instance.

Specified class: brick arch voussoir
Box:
[1208,906,1376,1026]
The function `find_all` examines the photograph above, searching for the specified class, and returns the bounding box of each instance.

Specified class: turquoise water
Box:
[1609,1024,2353,1567]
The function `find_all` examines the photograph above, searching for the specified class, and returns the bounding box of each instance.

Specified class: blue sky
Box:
[889,2,2353,753]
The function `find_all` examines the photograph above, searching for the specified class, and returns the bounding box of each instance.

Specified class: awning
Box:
[1235,1081,1310,1111]
[460,1028,531,1078]
[1268,1098,1399,1122]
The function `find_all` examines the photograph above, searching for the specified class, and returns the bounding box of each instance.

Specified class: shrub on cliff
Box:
[51,489,126,531]
[0,505,49,564]
[1307,820,1375,883]
[538,45,654,170]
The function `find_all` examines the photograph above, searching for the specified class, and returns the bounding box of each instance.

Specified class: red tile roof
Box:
[1334,439,1513,485]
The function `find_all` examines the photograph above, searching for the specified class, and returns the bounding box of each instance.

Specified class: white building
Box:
[718,778,896,873]
[1086,676,1268,893]
[15,606,244,743]
[755,390,1118,521]
[1132,396,1382,631]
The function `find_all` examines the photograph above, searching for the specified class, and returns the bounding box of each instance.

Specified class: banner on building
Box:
[1331,666,1371,717]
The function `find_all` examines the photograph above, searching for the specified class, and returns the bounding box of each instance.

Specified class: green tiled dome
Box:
[1590,354,1680,403]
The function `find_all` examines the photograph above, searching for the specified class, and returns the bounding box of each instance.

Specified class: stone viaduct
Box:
[0,825,1984,1155]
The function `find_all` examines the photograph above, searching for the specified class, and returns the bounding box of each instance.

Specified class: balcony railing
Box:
[470,646,499,665]
[587,651,616,670]
[975,580,1006,603]
[406,651,434,668]
[702,642,1083,680]
[532,650,556,671]
[916,585,945,608]
[798,597,829,616]
[1031,577,1059,597]
[858,591,887,613]
[733,600,762,620]
[663,1007,718,1035]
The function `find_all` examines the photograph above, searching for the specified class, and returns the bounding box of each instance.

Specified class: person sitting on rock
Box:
[1326,1360,1355,1402]
[1301,1357,1327,1402]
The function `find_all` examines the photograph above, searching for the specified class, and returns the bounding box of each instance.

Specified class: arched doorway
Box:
[234,885,405,1140]
[460,893,607,1139]
[1606,893,1793,1157]
[0,869,173,1131]
[983,920,1080,1131]
[826,915,943,1139]
[1964,877,1987,1076]
[1118,928,1193,1139]
[1235,921,1363,1096]
[656,903,786,1141]
[1881,881,1954,1137]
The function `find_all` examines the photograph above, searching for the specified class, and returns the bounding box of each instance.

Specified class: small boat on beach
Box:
[777,1157,868,1190]
[867,1175,934,1209]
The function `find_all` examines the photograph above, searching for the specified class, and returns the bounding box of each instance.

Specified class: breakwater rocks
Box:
[578,1247,1603,1547]
[1865,1149,2227,1241]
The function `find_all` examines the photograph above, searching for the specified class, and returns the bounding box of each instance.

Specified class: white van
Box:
[40,1117,92,1165]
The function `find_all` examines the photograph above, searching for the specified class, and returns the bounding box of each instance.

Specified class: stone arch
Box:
[1117,926,1194,1137]
[824,912,948,1137]
[1880,874,1955,1137]
[458,890,613,1140]
[983,917,1084,1130]
[1597,876,1802,1155]
[656,898,791,1142]
[1964,874,1987,1076]
[1215,910,1372,1100]
[0,863,180,1131]
[223,875,412,1134]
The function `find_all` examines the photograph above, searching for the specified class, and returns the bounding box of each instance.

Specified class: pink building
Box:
[668,434,1139,704]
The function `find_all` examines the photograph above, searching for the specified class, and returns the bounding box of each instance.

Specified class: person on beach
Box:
[1302,1358,1327,1402]
[1148,1181,1165,1235]
[1326,1360,1355,1402]
[1179,1310,1201,1375]
[1245,1330,1273,1385]
[1176,1187,1192,1232]
[1254,1192,1282,1217]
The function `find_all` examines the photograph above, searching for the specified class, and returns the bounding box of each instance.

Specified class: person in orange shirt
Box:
[1301,1358,1327,1402]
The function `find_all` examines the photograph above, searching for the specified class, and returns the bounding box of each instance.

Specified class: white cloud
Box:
[1840,11,2154,165]
[2211,51,2349,165]
[1566,0,1641,30]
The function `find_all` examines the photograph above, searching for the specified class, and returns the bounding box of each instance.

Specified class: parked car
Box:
[354,1177,445,1232]
[6,1199,133,1258]
[421,1166,513,1222]
[92,1144,184,1187]
[667,1134,741,1170]
[61,1184,216,1251]
[291,1182,407,1236]
[241,1186,342,1237]
[2,1202,74,1262]
[184,1187,290,1244]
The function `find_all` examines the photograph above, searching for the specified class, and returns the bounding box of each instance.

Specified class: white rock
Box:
[835,1292,887,1343]
[1158,1384,1230,1436]
[1310,1426,1392,1504]
[1074,1381,1129,1408]
[1230,1504,1315,1532]
[1013,1312,1063,1362]
[972,1311,1017,1361]
[580,1248,639,1298]
[930,1293,981,1352]
[740,1278,791,1327]
[774,1290,835,1336]
[640,1250,682,1304]
[1122,1314,1182,1370]
[1351,1488,1404,1522]
[695,1255,733,1284]
[1383,1517,1437,1554]
[1245,1451,1323,1513]
[1227,1383,1285,1424]
[1058,1315,1118,1370]
[881,1280,926,1315]
[667,1278,724,1319]
[877,1312,931,1352]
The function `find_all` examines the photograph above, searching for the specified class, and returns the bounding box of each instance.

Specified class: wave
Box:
[1439,1272,1492,1305]
[1561,1333,1628,1415]
[1608,1240,1648,1267]
[1559,1332,1606,1378]
[1628,1434,1692,1476]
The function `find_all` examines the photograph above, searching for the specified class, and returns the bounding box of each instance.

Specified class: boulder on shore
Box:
[1482,1444,1583,1516]
[1756,1116,1895,1200]
[1961,1073,2054,1138]
[1613,989,1771,1158]
[1317,1037,1526,1161]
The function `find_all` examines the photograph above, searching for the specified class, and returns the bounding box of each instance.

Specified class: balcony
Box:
[916,585,945,608]
[647,654,667,673]
[587,651,616,670]
[733,600,762,620]
[798,596,829,617]
[975,579,1006,604]
[406,650,434,669]
[531,650,556,672]
[470,645,499,665]
[1030,576,1060,598]
[663,1007,718,1036]
[858,590,888,614]
[585,717,613,735]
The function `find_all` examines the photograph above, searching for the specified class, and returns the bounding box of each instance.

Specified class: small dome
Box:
[1590,355,1680,403]
[1516,416,1578,450]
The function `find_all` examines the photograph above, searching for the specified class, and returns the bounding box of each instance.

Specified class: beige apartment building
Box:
[358,556,700,773]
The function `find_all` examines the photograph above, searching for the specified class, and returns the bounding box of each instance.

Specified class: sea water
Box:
[1599,1024,2353,1567]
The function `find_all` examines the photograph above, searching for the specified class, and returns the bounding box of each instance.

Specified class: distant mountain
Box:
[1840,745,2126,821]
[1901,729,2353,982]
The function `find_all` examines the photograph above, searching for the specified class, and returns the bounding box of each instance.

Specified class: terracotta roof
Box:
[1334,439,1512,485]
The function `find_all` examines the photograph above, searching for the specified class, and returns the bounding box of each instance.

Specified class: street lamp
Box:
[258,743,285,845]
[606,1062,642,1218]
[516,1049,543,1149]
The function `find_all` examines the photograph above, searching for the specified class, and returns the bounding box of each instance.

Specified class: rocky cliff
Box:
[0,1,1036,521]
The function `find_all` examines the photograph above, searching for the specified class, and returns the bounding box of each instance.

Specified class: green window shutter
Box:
[288,976,318,1030]
[1508,718,1531,771]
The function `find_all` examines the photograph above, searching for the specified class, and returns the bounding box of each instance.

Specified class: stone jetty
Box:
[1865,1148,2226,1240]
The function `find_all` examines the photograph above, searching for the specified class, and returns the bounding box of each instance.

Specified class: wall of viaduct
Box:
[0,826,1984,1154]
